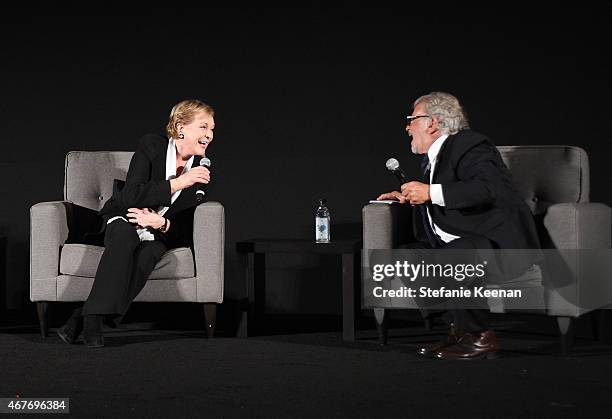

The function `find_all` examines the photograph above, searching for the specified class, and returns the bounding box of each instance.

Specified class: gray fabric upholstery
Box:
[64,151,133,211]
[59,244,195,279]
[193,202,225,303]
[542,203,612,317]
[362,204,412,249]
[362,145,611,318]
[543,203,611,249]
[30,151,224,305]
[30,201,70,300]
[56,275,198,302]
[497,146,589,214]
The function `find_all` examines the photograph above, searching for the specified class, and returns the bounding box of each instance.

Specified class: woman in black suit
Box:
[57,99,215,347]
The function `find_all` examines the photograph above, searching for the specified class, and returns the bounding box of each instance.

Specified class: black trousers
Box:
[82,220,167,319]
[405,236,493,335]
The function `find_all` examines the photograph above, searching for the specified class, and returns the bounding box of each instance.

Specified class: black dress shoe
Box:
[417,324,457,357]
[83,315,104,348]
[56,307,83,344]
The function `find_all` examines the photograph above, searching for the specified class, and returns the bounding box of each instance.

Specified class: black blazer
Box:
[96,134,209,249]
[416,129,542,279]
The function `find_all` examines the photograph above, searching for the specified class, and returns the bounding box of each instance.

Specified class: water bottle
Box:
[315,198,331,243]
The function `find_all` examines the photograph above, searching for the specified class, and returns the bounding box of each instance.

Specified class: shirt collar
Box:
[427,134,449,164]
[166,138,194,180]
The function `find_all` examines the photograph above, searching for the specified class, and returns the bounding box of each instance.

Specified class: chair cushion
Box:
[65,151,134,211]
[497,146,589,214]
[59,244,195,279]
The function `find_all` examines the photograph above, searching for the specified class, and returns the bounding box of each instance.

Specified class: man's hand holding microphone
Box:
[376,157,430,205]
[376,182,430,205]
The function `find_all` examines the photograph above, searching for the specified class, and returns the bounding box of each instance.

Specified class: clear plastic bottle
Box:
[315,198,331,243]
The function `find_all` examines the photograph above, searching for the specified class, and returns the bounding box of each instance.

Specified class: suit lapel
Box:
[431,133,455,184]
[152,142,167,183]
[164,155,202,217]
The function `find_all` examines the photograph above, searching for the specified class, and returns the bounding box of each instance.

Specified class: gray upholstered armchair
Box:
[30,151,224,338]
[363,146,611,354]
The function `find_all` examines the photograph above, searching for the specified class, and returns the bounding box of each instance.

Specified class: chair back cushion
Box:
[64,151,134,210]
[497,146,589,214]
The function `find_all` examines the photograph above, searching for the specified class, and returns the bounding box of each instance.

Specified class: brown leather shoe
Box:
[417,324,457,357]
[435,330,500,360]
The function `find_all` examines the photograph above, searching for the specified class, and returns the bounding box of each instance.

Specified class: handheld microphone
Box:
[385,157,409,185]
[196,157,211,203]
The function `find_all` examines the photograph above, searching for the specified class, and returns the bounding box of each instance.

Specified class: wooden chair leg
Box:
[374,308,388,346]
[557,316,575,356]
[36,302,49,339]
[203,303,217,338]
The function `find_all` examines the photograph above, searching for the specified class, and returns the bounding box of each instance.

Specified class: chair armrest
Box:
[30,201,72,297]
[193,201,225,303]
[542,203,612,316]
[543,202,611,249]
[362,203,413,249]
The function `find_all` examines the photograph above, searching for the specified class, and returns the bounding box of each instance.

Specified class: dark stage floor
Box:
[1,308,611,418]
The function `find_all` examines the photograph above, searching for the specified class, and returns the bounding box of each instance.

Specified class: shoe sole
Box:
[436,351,500,360]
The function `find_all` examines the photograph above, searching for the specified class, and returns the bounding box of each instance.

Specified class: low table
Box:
[235,238,362,341]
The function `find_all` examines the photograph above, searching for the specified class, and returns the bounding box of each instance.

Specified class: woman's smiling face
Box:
[178,111,215,157]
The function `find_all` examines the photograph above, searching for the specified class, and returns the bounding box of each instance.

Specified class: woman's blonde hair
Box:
[165,99,215,139]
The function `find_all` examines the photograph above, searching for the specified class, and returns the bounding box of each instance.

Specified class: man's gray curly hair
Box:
[414,92,469,135]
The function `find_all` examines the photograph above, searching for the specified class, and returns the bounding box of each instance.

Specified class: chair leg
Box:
[36,302,49,339]
[556,316,575,356]
[235,298,249,338]
[374,308,388,346]
[203,303,217,338]
[590,309,612,342]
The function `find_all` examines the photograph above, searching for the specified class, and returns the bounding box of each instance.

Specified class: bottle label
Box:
[316,217,330,242]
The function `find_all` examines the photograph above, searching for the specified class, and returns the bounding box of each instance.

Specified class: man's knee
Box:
[104,220,139,247]
[137,242,167,264]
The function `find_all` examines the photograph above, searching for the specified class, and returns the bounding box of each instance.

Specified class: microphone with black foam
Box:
[196,157,211,203]
[385,157,409,186]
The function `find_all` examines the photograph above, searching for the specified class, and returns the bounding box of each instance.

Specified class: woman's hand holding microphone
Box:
[129,166,211,232]
[170,166,210,194]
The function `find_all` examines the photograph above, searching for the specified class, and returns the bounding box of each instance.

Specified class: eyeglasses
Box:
[406,115,430,125]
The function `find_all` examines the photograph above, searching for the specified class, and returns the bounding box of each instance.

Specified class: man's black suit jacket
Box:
[95,134,208,249]
[416,129,542,280]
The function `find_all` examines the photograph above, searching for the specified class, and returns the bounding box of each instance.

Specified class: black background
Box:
[1,4,610,316]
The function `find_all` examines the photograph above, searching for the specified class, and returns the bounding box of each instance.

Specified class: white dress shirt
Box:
[426,134,460,243]
[107,138,194,241]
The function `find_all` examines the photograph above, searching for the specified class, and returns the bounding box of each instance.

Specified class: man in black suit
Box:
[57,99,215,347]
[378,92,541,360]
